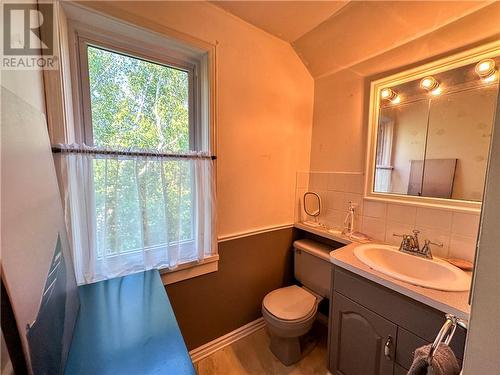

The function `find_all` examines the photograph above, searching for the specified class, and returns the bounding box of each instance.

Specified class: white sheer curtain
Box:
[61,145,216,285]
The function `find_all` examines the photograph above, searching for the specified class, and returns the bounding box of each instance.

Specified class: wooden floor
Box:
[194,324,330,375]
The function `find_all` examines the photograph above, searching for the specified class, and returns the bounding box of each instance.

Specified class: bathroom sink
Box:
[353,244,471,292]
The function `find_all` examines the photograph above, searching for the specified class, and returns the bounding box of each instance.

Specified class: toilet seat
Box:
[262,285,318,321]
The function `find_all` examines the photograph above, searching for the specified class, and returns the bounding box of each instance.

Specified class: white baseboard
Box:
[189,317,266,363]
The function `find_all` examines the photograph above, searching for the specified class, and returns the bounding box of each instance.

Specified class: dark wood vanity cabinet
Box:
[328,267,467,375]
[331,293,396,375]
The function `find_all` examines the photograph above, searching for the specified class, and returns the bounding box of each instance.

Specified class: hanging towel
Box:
[408,343,460,375]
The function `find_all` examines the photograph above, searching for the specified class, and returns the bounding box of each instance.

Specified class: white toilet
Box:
[262,239,332,365]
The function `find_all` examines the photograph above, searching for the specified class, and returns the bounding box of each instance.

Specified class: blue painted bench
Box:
[64,270,195,374]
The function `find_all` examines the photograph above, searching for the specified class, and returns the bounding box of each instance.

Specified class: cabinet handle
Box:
[384,336,392,360]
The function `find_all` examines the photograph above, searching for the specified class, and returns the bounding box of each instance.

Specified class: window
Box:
[57,5,216,285]
[374,116,394,193]
[87,45,191,152]
[87,46,195,256]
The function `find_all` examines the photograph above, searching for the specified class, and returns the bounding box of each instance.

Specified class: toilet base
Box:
[269,334,301,366]
[268,329,318,366]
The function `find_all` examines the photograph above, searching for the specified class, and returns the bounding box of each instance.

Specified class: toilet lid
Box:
[263,285,317,321]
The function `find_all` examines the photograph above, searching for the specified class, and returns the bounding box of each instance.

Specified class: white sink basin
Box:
[353,244,471,292]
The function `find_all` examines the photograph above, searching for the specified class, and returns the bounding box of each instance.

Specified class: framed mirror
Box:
[365,41,500,212]
[303,191,322,226]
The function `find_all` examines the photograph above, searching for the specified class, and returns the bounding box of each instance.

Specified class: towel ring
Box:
[429,314,467,360]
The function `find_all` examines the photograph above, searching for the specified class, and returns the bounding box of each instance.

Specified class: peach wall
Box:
[80,1,314,238]
[310,68,365,172]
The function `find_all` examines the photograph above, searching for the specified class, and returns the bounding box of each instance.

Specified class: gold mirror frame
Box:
[365,41,500,213]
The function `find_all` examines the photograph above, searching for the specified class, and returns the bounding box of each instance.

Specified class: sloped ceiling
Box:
[292,1,493,77]
[211,1,349,42]
[211,1,495,78]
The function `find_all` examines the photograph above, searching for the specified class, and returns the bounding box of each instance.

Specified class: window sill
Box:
[160,255,219,285]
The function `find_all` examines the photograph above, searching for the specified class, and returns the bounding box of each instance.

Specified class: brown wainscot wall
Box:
[166,228,297,350]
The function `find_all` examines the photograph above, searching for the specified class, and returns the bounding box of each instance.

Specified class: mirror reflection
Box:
[374,57,499,202]
[425,86,497,201]
[375,100,429,195]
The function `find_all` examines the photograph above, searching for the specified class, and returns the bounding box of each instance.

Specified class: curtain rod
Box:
[51,146,217,160]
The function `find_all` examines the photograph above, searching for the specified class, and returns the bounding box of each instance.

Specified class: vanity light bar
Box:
[382,59,498,103]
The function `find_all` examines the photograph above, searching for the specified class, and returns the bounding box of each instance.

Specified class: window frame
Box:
[50,2,218,284]
[73,28,202,151]
[79,40,200,257]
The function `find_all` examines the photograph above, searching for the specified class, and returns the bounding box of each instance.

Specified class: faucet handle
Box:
[393,233,406,238]
[412,229,420,236]
[420,239,443,259]
[425,239,443,247]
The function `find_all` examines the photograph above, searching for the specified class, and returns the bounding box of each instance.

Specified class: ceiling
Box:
[211,1,349,42]
[211,1,494,78]
[292,1,493,77]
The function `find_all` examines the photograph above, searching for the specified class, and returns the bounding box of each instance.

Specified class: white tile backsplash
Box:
[451,212,480,237]
[364,201,387,219]
[387,204,417,224]
[323,209,343,228]
[449,235,477,263]
[327,191,344,210]
[415,207,453,231]
[343,193,363,215]
[296,171,480,262]
[327,173,347,192]
[346,174,364,194]
[309,172,328,190]
[362,216,386,242]
[317,190,328,210]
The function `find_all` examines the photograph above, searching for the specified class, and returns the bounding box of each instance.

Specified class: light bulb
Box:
[475,59,496,78]
[391,95,401,104]
[380,88,398,101]
[431,87,442,96]
[420,76,439,91]
[381,88,393,99]
[483,71,498,83]
[422,78,433,87]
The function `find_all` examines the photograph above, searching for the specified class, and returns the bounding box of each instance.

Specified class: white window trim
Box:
[160,254,219,285]
[45,2,218,284]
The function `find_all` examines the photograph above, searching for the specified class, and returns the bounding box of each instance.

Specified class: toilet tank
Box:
[293,239,332,298]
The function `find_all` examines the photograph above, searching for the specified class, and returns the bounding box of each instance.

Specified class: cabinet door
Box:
[394,364,408,375]
[330,292,397,375]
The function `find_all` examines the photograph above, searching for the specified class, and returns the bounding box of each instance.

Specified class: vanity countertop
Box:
[329,242,471,321]
[294,222,353,245]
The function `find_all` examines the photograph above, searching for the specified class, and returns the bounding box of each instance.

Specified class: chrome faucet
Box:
[393,230,443,259]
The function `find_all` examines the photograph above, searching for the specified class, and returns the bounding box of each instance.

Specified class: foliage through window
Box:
[87,46,195,259]
[87,46,191,151]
